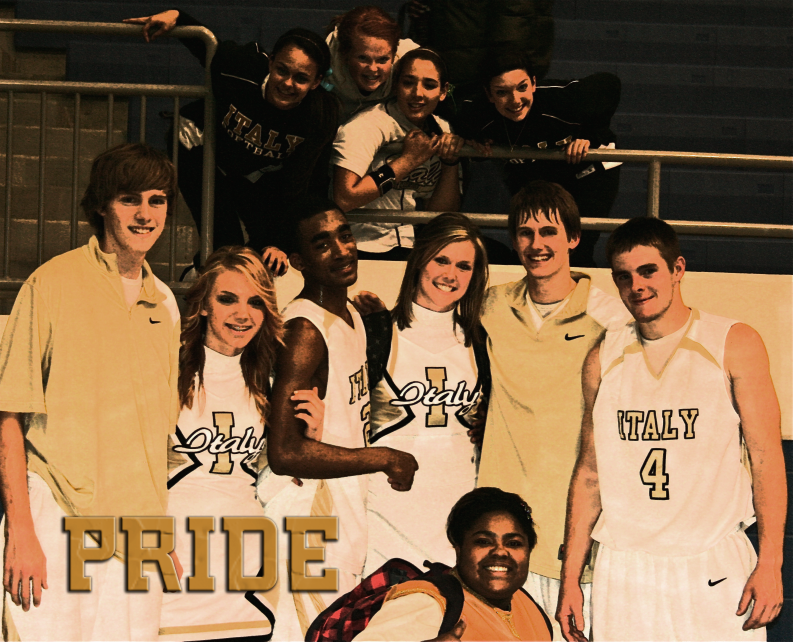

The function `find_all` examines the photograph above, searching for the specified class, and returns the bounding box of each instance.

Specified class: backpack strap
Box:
[519,586,554,639]
[363,309,393,389]
[420,563,465,635]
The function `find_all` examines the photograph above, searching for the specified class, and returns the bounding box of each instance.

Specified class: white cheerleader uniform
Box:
[159,346,272,641]
[364,304,483,575]
[257,299,370,641]
[591,309,761,641]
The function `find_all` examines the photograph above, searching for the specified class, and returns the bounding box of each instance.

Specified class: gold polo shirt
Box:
[478,273,628,581]
[0,237,180,555]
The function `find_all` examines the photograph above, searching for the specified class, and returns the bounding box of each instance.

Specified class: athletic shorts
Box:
[593,529,765,641]
[3,473,162,641]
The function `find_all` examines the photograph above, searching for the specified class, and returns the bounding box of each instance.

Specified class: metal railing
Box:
[0,19,217,293]
[348,144,793,240]
[0,19,788,300]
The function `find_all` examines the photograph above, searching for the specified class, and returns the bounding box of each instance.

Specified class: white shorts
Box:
[266,558,358,642]
[158,483,275,640]
[3,473,163,641]
[524,571,592,641]
[593,529,765,641]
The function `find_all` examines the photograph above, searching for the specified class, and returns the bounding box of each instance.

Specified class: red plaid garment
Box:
[305,559,437,642]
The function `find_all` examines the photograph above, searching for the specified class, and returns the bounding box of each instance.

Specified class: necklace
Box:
[503,116,528,153]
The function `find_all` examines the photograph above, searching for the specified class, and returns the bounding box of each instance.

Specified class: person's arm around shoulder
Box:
[333,129,441,212]
[725,323,786,630]
[263,318,418,490]
[0,411,47,611]
[557,343,603,642]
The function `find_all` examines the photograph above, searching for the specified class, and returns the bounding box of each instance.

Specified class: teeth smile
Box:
[228,324,250,332]
[487,565,509,572]
[434,282,455,292]
[129,227,153,234]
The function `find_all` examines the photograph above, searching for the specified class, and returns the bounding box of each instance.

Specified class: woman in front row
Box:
[160,247,324,641]
[356,487,553,641]
[332,48,464,260]
[362,212,490,576]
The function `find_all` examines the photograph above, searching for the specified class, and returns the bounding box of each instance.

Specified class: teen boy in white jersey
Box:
[0,143,182,641]
[477,180,628,640]
[558,217,786,641]
[258,197,419,640]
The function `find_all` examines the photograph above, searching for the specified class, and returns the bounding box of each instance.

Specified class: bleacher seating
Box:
[8,0,792,276]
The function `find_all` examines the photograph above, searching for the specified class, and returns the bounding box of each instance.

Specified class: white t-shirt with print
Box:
[331,100,454,252]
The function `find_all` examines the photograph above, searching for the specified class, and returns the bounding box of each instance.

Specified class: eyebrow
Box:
[309,231,330,244]
[469,530,526,539]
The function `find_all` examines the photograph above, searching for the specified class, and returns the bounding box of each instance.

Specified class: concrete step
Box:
[612,113,793,156]
[555,0,792,27]
[613,165,792,225]
[554,20,792,68]
[545,61,792,119]
[0,94,129,131]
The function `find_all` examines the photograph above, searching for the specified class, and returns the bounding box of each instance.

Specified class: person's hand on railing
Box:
[565,138,590,164]
[466,139,493,158]
[124,9,179,43]
[438,133,464,165]
[401,129,442,168]
[261,246,289,277]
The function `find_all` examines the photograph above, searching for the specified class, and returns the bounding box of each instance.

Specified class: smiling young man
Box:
[477,180,628,640]
[257,197,418,641]
[0,143,181,640]
[557,217,786,641]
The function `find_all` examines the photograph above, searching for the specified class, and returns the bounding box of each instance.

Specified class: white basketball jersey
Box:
[169,346,264,496]
[365,321,481,574]
[163,347,271,638]
[591,309,754,556]
[261,298,370,574]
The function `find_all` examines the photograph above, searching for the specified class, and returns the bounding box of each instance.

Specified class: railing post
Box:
[200,45,216,267]
[647,158,661,218]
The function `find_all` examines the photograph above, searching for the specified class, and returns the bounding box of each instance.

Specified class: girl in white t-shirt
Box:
[160,246,324,641]
[332,48,464,259]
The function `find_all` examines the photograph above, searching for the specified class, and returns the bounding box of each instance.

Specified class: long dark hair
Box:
[392,213,488,346]
[179,247,284,425]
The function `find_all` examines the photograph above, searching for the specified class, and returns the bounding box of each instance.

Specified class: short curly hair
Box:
[446,487,537,552]
[80,143,177,238]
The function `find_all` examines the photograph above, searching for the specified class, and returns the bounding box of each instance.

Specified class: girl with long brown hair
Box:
[161,246,324,640]
[362,212,491,576]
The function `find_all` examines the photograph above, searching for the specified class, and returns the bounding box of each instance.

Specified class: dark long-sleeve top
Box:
[454,73,621,192]
[175,10,339,193]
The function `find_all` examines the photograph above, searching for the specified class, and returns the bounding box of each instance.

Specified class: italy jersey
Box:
[364,308,483,575]
[591,309,754,556]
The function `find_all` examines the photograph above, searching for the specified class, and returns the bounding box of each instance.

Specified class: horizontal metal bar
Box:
[380,143,793,170]
[0,79,207,97]
[347,211,793,239]
[0,20,213,44]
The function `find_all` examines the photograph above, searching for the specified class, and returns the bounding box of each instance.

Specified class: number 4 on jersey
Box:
[640,448,669,500]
